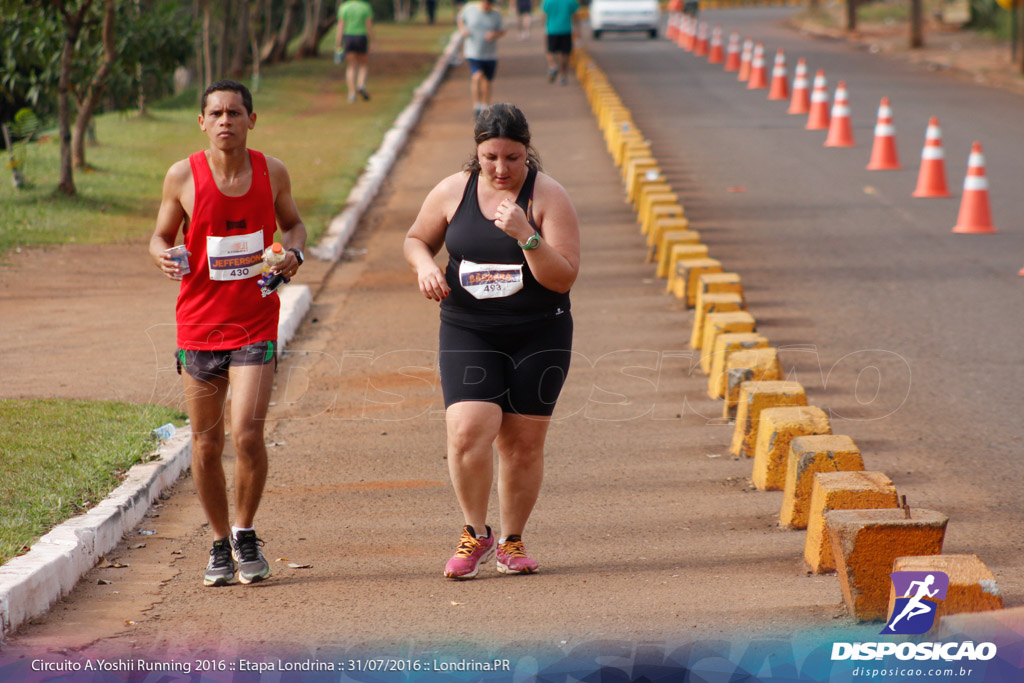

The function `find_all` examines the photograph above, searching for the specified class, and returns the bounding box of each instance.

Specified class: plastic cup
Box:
[164,245,190,277]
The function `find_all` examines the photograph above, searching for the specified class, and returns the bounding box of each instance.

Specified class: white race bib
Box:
[207,231,264,281]
[458,259,524,299]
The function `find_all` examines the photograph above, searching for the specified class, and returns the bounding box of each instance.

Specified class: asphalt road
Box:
[586,7,1024,593]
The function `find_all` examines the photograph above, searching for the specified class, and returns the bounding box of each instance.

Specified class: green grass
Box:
[0,20,454,257]
[0,399,187,564]
[856,0,910,24]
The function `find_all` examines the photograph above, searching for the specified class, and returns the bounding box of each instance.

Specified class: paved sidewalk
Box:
[6,30,857,658]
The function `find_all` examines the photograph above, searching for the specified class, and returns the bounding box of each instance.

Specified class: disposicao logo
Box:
[882,571,949,635]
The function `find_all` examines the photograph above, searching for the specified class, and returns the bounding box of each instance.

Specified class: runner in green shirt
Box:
[335,0,375,103]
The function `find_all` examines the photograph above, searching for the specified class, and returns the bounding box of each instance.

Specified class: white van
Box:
[588,0,660,39]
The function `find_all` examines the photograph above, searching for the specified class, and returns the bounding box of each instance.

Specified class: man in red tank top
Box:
[149,80,307,587]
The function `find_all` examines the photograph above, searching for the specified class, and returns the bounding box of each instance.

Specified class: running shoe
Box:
[547,67,558,83]
[358,87,371,101]
[231,530,271,584]
[203,538,237,587]
[559,74,568,86]
[444,525,494,579]
[496,535,539,574]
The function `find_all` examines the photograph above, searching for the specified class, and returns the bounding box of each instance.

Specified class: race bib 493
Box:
[459,259,524,300]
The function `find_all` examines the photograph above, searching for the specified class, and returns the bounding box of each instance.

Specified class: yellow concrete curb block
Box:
[700,310,756,374]
[729,381,805,457]
[640,192,681,235]
[888,554,1003,630]
[625,159,660,202]
[751,405,832,491]
[779,434,863,530]
[691,292,745,350]
[616,137,650,169]
[636,182,674,217]
[722,346,780,413]
[707,333,769,398]
[827,508,949,622]
[660,237,706,281]
[937,605,1024,641]
[647,219,693,260]
[676,258,724,307]
[697,271,745,310]
[804,471,898,574]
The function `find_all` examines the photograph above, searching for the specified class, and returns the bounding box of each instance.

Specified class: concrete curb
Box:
[0,32,462,641]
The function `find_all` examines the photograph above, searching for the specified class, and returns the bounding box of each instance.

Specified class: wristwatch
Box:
[289,248,305,265]
[518,232,541,250]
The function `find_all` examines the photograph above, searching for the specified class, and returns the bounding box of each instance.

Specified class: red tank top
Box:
[176,149,280,350]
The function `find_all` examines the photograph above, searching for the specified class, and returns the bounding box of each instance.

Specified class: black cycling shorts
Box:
[439,315,573,416]
[175,341,276,383]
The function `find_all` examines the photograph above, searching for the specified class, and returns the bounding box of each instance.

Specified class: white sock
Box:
[232,526,254,538]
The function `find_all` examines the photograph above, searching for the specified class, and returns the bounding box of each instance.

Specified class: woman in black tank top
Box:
[404,103,581,579]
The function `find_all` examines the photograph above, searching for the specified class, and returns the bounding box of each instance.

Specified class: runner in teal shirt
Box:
[542,0,578,85]
[335,0,375,103]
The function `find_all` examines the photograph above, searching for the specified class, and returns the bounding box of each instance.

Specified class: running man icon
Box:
[884,571,949,635]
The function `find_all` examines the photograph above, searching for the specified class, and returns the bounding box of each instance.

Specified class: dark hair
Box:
[464,103,542,173]
[201,80,254,116]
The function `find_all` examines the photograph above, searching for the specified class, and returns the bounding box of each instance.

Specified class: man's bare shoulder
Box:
[163,158,194,192]
[264,154,290,179]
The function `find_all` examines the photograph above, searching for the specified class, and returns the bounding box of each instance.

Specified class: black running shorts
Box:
[176,341,276,383]
[546,33,573,55]
[342,34,369,54]
[439,315,573,416]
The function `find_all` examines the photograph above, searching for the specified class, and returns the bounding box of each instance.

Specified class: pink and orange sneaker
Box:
[496,535,539,575]
[443,525,494,579]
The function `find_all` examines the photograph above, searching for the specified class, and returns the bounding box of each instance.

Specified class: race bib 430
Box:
[207,231,264,281]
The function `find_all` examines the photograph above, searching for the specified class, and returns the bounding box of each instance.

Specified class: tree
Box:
[70,0,115,170]
[50,0,97,195]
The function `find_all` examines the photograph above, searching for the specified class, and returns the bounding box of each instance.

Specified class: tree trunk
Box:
[194,0,203,108]
[267,0,302,64]
[136,0,147,115]
[218,0,234,78]
[203,0,213,88]
[262,0,274,50]
[846,0,857,31]
[249,0,262,90]
[72,0,116,169]
[909,0,923,48]
[297,0,323,58]
[229,0,250,77]
[54,0,96,196]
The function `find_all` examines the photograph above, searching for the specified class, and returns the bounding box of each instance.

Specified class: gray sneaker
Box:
[231,530,271,584]
[203,538,237,587]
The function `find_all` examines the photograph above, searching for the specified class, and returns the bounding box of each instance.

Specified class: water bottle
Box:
[258,242,290,298]
[152,423,176,440]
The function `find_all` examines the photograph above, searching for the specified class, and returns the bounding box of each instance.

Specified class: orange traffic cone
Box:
[694,21,709,57]
[952,142,996,234]
[746,43,767,90]
[824,81,854,147]
[708,26,724,64]
[683,16,697,51]
[866,97,900,170]
[805,70,829,129]
[677,16,691,50]
[788,58,810,114]
[912,117,952,198]
[667,14,679,42]
[724,32,741,72]
[737,39,753,81]
[767,49,789,100]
